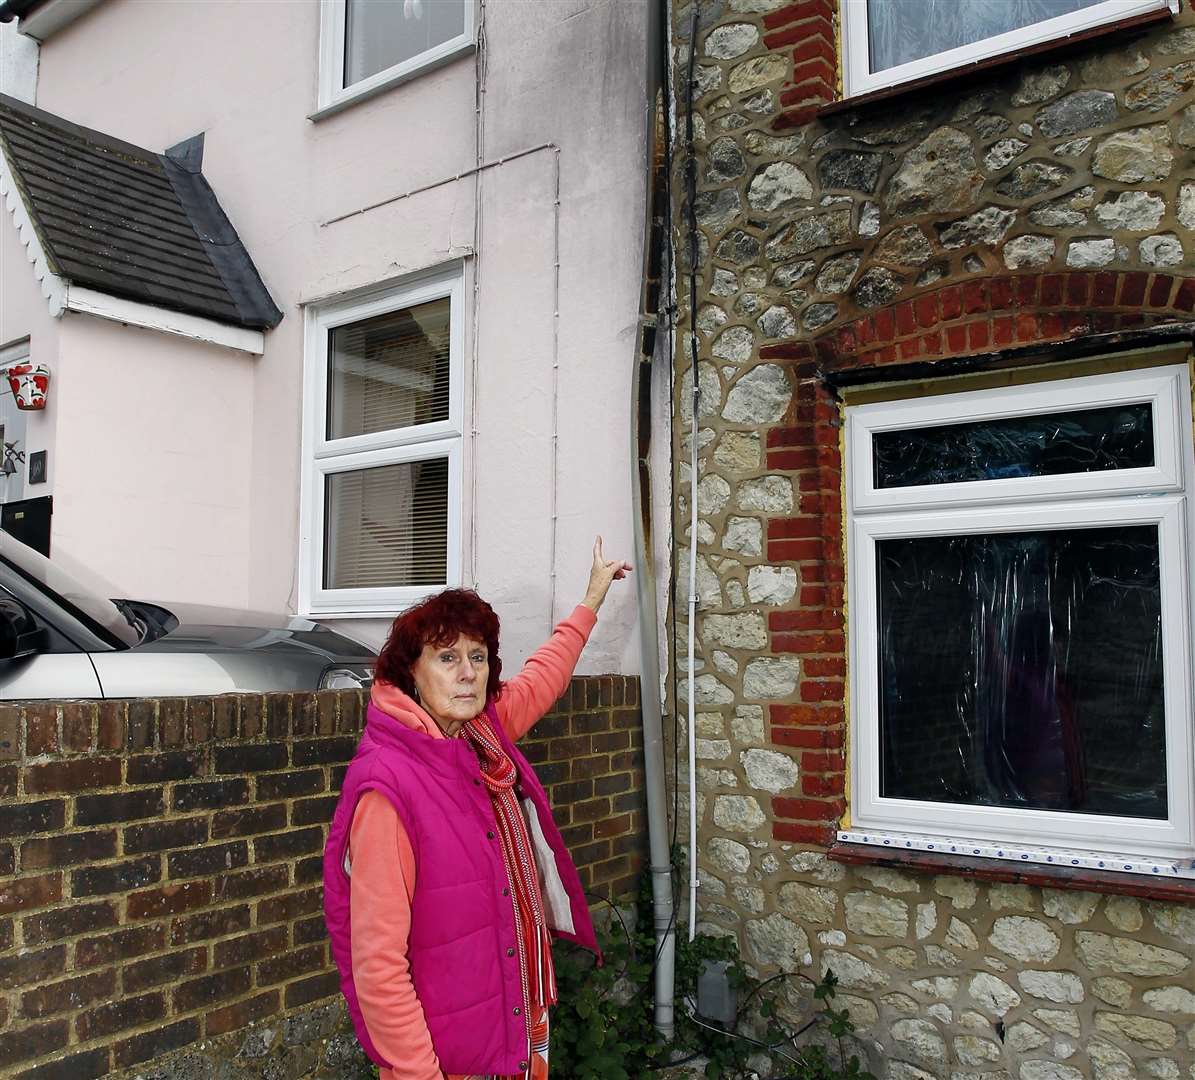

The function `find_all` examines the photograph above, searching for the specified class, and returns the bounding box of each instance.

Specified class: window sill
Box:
[310,38,475,122]
[819,5,1174,120]
[828,842,1195,902]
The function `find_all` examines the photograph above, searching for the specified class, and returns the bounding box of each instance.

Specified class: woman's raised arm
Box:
[495,537,631,741]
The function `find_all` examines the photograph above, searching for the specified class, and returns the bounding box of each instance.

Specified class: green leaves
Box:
[547,868,875,1080]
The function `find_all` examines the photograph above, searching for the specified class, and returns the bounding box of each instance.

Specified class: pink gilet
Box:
[323,699,597,1075]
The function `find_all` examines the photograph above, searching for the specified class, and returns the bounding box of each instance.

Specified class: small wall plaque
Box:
[28,450,46,485]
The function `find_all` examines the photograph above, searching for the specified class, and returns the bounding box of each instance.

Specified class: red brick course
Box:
[809,270,1195,370]
[760,0,839,125]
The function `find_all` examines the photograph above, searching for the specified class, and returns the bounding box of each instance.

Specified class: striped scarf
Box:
[462,711,558,1025]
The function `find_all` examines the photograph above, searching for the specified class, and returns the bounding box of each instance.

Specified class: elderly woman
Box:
[324,540,631,1080]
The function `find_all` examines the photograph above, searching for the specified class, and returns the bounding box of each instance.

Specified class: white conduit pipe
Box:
[547,145,562,634]
[687,376,698,945]
[470,3,488,590]
[638,0,676,1037]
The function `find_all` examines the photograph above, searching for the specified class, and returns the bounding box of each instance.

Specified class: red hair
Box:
[376,589,503,701]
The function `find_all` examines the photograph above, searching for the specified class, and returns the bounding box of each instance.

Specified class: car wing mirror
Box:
[0,597,48,661]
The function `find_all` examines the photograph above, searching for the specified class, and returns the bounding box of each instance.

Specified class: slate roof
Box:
[0,93,282,330]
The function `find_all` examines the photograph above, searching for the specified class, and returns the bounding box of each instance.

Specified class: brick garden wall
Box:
[518,675,646,900]
[671,1,1195,1076]
[0,676,644,1079]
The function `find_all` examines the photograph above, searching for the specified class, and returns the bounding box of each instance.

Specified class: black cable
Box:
[644,0,696,985]
[644,968,828,1074]
[581,890,635,988]
[733,969,817,1025]
[683,1003,807,1068]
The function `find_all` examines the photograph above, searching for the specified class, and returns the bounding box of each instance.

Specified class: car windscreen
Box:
[0,532,140,649]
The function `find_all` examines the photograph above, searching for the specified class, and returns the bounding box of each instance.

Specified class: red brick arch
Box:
[816,270,1195,371]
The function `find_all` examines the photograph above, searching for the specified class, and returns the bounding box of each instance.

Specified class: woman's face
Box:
[410,633,489,736]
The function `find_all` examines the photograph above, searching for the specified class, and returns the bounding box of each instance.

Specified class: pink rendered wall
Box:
[22,0,648,673]
[51,315,255,609]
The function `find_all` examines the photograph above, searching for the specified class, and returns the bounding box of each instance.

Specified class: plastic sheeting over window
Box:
[873,403,1154,488]
[877,524,1167,820]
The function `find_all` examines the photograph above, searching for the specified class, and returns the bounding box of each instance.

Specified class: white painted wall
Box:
[22,0,647,673]
[0,21,38,103]
[49,315,255,609]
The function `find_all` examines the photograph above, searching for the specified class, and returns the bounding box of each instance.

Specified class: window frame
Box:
[848,366,1186,513]
[840,0,1174,99]
[299,266,465,617]
[844,362,1195,868]
[314,0,476,119]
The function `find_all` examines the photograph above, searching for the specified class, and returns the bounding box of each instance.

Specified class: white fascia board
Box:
[18,0,103,41]
[0,134,67,315]
[63,286,266,354]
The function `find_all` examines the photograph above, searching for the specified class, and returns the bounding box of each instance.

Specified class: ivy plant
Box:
[550,868,877,1080]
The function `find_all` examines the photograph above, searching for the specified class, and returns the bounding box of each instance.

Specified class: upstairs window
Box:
[841,0,1174,97]
[843,360,1195,876]
[300,268,463,615]
[316,0,475,116]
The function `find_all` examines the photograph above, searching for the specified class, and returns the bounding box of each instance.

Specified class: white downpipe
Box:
[683,5,701,946]
[638,0,676,1037]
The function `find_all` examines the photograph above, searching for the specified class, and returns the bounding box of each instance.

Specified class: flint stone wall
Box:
[683,5,1195,367]
[671,1,1195,1078]
[706,849,1195,1079]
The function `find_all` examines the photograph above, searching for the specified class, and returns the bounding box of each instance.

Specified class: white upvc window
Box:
[840,0,1174,98]
[315,0,475,117]
[300,267,464,616]
[843,361,1195,876]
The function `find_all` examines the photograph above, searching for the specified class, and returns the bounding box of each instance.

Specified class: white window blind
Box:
[327,299,450,440]
[864,0,1105,74]
[323,457,449,589]
[841,0,1172,97]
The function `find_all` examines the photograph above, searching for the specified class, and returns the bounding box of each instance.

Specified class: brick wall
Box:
[519,676,646,900]
[0,676,643,1078]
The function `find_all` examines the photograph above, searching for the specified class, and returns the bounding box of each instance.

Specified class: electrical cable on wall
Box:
[468,0,488,591]
[546,144,562,635]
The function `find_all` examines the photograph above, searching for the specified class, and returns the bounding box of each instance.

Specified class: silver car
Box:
[0,532,375,698]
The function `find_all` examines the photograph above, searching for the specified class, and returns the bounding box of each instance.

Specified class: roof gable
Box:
[0,93,282,332]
